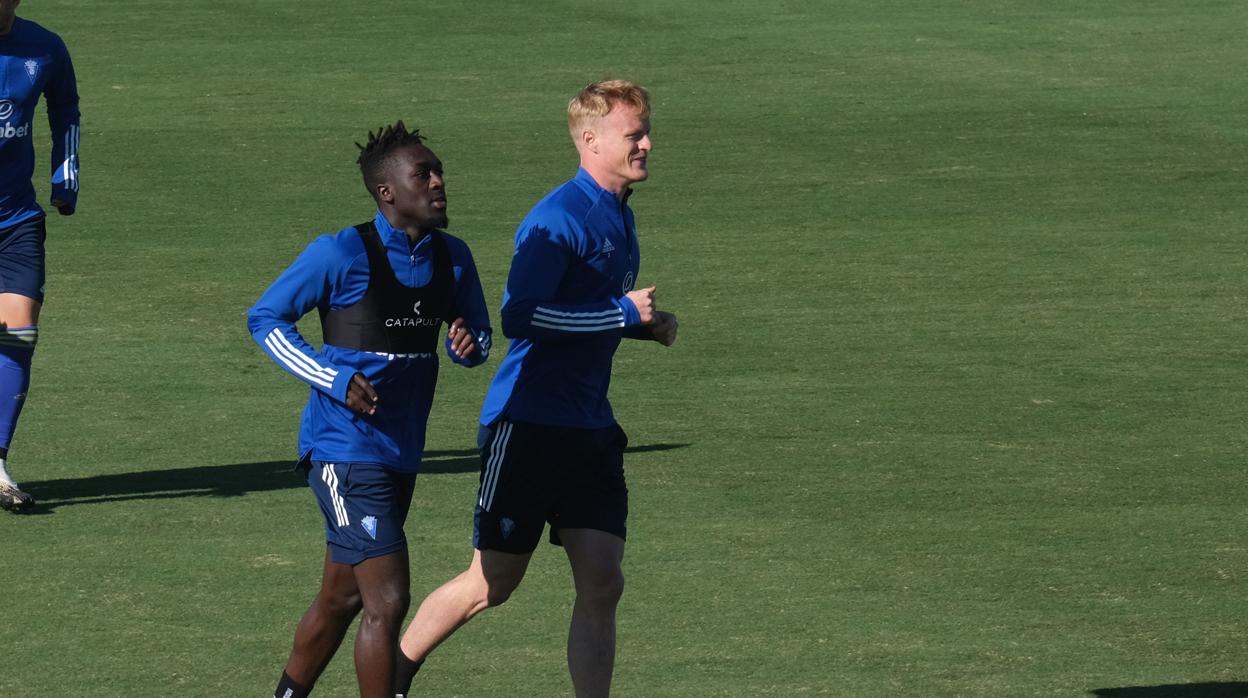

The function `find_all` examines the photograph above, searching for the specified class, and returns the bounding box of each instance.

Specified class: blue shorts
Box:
[305,460,417,565]
[473,420,629,554]
[0,216,47,302]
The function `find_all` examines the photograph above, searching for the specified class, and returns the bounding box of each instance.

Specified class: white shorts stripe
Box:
[322,463,349,527]
[478,422,513,512]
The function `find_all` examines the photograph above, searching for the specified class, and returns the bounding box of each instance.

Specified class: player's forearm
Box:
[446,326,492,367]
[250,321,351,402]
[501,296,640,341]
[48,118,80,212]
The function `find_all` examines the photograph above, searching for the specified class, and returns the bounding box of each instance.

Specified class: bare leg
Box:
[283,549,363,687]
[352,548,411,698]
[560,528,625,698]
[0,293,41,328]
[399,548,532,661]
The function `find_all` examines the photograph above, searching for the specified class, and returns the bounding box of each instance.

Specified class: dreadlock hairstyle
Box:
[356,120,426,199]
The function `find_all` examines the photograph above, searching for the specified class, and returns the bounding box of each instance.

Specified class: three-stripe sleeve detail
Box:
[531,306,624,332]
[61,125,79,192]
[263,328,339,390]
[322,463,350,527]
[478,421,513,511]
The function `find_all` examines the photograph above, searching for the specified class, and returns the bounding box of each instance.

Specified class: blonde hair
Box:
[567,79,651,139]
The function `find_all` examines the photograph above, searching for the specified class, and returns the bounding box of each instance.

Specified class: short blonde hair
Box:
[567,79,651,138]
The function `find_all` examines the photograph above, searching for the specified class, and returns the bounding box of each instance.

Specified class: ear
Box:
[375,182,394,205]
[580,128,598,154]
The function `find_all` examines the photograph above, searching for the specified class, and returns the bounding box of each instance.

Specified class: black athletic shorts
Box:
[0,216,46,302]
[473,420,628,554]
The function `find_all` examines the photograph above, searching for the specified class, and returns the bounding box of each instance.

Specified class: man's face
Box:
[0,0,20,35]
[591,104,652,188]
[380,143,448,232]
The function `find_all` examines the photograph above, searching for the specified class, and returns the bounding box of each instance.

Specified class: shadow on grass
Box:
[1091,684,1248,697]
[17,443,687,513]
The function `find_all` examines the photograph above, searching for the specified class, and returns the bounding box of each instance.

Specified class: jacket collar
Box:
[572,167,632,203]
[374,210,435,250]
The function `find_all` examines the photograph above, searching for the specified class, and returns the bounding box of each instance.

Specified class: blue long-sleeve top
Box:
[248,211,492,472]
[1,17,80,227]
[480,168,656,430]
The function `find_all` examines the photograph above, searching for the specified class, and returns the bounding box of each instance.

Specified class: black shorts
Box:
[0,216,47,302]
[473,420,628,554]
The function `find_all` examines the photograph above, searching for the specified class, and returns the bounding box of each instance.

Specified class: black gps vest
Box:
[319,222,455,354]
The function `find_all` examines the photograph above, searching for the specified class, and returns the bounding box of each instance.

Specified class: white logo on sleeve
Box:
[622,271,635,294]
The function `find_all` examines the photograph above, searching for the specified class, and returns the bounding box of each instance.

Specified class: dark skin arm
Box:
[346,373,379,415]
[346,319,478,415]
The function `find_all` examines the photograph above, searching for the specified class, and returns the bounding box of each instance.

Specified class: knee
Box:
[364,584,411,624]
[483,575,521,609]
[316,587,363,620]
[577,568,625,610]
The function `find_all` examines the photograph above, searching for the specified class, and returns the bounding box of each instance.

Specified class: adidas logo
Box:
[602,239,615,254]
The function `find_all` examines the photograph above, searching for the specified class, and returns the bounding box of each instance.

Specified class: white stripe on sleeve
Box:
[264,330,336,390]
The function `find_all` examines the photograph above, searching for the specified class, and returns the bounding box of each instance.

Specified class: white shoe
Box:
[0,481,34,513]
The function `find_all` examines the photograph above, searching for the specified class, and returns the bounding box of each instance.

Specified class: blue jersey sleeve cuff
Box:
[329,369,353,403]
[614,296,642,327]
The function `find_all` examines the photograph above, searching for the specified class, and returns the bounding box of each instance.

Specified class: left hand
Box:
[447,317,478,359]
[651,311,678,347]
[51,198,75,216]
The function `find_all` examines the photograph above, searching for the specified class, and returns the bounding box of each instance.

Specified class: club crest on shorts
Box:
[361,515,378,540]
[500,517,516,539]
[24,60,39,83]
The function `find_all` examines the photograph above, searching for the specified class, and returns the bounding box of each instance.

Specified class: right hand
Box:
[51,198,75,216]
[447,317,478,359]
[625,286,657,325]
[345,373,379,415]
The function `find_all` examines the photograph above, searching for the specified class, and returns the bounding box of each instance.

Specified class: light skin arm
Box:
[625,286,656,325]
[623,288,679,345]
[446,318,477,359]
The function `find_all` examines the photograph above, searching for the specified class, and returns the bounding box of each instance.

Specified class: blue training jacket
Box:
[248,211,492,473]
[480,168,655,430]
[1,16,80,228]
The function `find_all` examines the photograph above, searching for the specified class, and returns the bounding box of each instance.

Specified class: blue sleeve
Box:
[445,238,492,367]
[44,36,80,215]
[499,221,642,341]
[247,237,357,403]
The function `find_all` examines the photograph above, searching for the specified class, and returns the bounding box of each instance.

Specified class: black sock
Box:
[394,653,425,695]
[273,670,311,698]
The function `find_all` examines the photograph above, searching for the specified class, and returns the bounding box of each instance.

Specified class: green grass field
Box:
[3,1,1247,695]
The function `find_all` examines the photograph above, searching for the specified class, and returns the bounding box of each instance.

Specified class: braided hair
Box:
[356,121,425,198]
